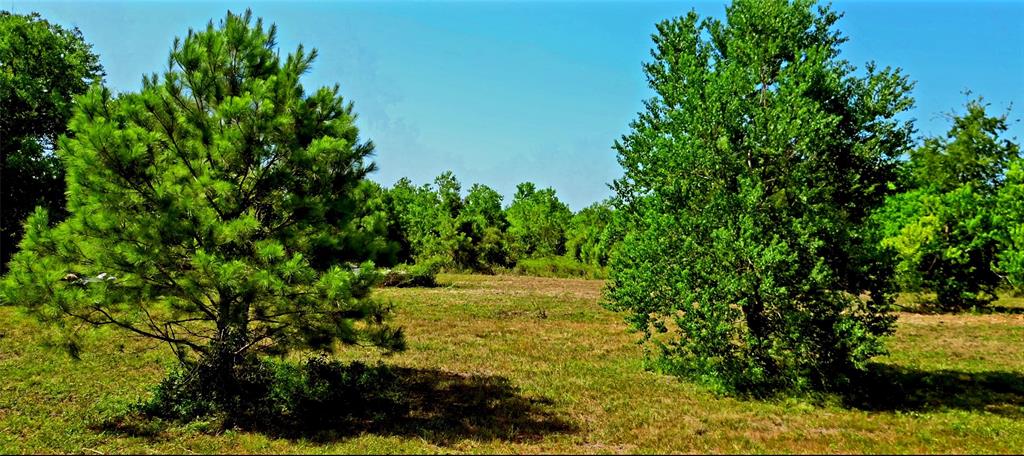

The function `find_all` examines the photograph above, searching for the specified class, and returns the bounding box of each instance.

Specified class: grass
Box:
[507,256,608,280]
[1,273,1023,453]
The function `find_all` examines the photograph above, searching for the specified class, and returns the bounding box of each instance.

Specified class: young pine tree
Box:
[1,11,403,388]
[606,0,914,394]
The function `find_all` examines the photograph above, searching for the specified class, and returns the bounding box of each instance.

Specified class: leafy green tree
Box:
[386,177,430,262]
[565,200,621,267]
[458,183,509,269]
[1,11,103,273]
[876,100,1021,309]
[343,180,403,267]
[907,100,1018,194]
[434,170,464,219]
[995,158,1024,292]
[462,183,506,230]
[606,0,914,394]
[387,173,465,267]
[386,172,510,271]
[1,10,403,395]
[505,182,572,262]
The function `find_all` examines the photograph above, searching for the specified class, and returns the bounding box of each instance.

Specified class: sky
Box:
[8,0,1024,210]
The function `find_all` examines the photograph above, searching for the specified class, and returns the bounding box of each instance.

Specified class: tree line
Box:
[350,173,624,278]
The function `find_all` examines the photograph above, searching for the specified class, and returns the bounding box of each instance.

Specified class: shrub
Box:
[139,355,403,434]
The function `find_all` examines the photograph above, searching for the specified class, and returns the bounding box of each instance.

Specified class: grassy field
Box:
[1,273,1023,454]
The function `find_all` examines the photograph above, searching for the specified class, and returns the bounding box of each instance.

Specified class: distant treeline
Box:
[352,171,625,279]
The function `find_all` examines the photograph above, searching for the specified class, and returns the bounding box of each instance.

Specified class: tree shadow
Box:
[99,366,576,446]
[896,305,1024,315]
[977,305,1024,315]
[840,362,1024,417]
[303,367,576,444]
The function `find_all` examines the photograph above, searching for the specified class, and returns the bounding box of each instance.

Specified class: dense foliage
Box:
[995,159,1024,293]
[504,182,573,263]
[874,100,1022,310]
[564,200,623,268]
[0,12,103,273]
[138,356,402,434]
[377,172,618,277]
[605,0,915,394]
[1,11,404,391]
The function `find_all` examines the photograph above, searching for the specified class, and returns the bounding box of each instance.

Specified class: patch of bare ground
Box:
[440,273,605,302]
[897,311,1024,326]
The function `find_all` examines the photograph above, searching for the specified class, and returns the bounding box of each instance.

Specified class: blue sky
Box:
[9,1,1024,209]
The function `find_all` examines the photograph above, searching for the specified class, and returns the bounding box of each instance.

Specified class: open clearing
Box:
[1,273,1023,453]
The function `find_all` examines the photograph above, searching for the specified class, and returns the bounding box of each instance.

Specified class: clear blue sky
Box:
[9,0,1024,209]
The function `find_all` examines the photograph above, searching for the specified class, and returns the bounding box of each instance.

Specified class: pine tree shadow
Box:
[98,365,576,446]
[978,305,1024,315]
[298,367,576,444]
[841,363,1024,417]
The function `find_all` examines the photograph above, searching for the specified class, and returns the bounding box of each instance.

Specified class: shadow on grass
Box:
[897,305,1024,315]
[99,366,575,445]
[841,363,1024,417]
[977,305,1024,315]
[324,367,575,444]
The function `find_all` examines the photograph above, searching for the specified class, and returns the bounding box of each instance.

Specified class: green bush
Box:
[511,256,606,280]
[875,187,1001,310]
[138,355,403,434]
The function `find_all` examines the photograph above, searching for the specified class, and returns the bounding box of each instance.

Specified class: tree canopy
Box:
[875,99,1021,310]
[1,11,104,273]
[505,182,573,262]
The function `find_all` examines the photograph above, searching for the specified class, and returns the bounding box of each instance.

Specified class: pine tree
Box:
[1,10,403,386]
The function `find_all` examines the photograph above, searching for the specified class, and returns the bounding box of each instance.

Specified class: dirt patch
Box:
[447,274,605,302]
[897,312,1024,326]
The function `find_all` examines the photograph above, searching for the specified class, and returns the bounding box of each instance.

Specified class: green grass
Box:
[2,273,1023,453]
